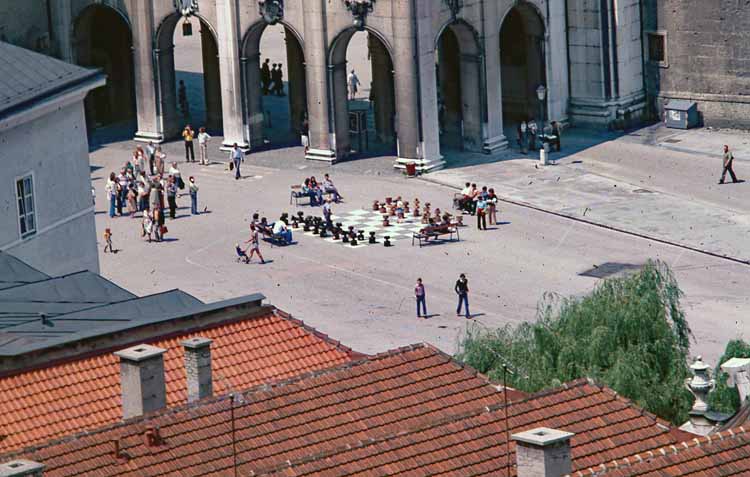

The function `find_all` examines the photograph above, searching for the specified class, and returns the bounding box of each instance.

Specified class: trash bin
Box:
[405,162,417,176]
[664,100,699,129]
[539,149,548,166]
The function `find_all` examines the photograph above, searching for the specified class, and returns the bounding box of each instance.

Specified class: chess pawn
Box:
[421,212,430,224]
[382,215,390,227]
[404,202,410,213]
[342,232,349,243]
[380,205,387,214]
[332,228,340,240]
[303,221,311,232]
[291,217,299,229]
[350,237,358,246]
[388,205,396,217]
[373,200,380,211]
[297,211,305,222]
[413,206,421,217]
[455,216,464,226]
[319,227,327,238]
[368,231,377,244]
[384,236,392,247]
[385,197,393,205]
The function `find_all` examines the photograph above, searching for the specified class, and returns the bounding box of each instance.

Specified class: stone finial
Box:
[687,356,714,414]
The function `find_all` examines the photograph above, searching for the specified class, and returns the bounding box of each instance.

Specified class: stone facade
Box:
[1,0,655,170]
[643,0,750,128]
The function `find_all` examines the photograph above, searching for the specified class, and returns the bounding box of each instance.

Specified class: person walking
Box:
[188,176,199,215]
[230,143,244,180]
[720,145,740,184]
[347,69,360,100]
[415,278,427,318]
[198,127,211,165]
[182,125,195,162]
[261,58,271,95]
[245,224,266,264]
[166,176,177,219]
[103,228,113,253]
[455,273,470,319]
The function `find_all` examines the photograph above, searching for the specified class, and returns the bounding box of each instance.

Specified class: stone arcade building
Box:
[9,0,645,171]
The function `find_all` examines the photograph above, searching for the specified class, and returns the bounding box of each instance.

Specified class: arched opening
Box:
[241,22,307,149]
[329,28,397,160]
[154,14,223,141]
[435,21,483,153]
[73,5,135,132]
[499,3,546,129]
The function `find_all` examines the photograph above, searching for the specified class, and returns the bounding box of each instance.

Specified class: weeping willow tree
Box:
[708,340,750,414]
[458,260,694,424]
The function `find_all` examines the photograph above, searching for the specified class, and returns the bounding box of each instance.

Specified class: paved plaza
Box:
[91,122,750,364]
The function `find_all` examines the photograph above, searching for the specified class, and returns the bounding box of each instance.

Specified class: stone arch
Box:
[499,0,547,125]
[73,4,135,130]
[153,12,223,139]
[328,26,397,159]
[435,18,484,152]
[241,19,307,149]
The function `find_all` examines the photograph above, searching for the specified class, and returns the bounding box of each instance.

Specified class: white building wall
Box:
[0,101,99,275]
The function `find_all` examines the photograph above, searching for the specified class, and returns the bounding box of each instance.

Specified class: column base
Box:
[394,156,445,173]
[482,134,509,155]
[305,148,337,163]
[569,92,647,128]
[220,141,250,153]
[134,131,164,143]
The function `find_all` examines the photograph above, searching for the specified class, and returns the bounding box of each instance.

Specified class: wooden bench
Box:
[290,185,335,206]
[411,225,460,247]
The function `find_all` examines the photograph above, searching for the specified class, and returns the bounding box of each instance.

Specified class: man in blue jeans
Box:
[415,278,427,318]
[455,273,470,318]
[230,143,244,180]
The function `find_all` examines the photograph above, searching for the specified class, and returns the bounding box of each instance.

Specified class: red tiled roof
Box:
[575,426,750,476]
[0,308,355,454]
[1,345,691,477]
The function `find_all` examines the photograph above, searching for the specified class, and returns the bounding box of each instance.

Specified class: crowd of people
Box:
[261,58,286,96]
[516,120,562,154]
[104,143,200,245]
[456,183,499,230]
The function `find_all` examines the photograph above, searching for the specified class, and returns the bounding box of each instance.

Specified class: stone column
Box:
[155,45,180,140]
[132,0,163,142]
[242,53,265,148]
[330,61,350,158]
[370,36,395,144]
[460,53,483,152]
[303,0,336,162]
[202,26,223,133]
[546,0,570,125]
[391,0,420,163]
[49,0,73,62]
[482,2,508,153]
[216,0,249,150]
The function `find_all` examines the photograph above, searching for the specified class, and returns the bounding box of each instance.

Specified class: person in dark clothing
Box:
[720,144,740,184]
[454,274,470,318]
[273,64,285,96]
[261,58,271,95]
[415,278,427,318]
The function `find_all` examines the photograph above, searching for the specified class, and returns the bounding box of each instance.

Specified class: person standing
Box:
[154,146,166,175]
[273,63,284,96]
[230,143,244,180]
[347,69,360,100]
[455,274,470,319]
[146,141,156,174]
[301,118,310,154]
[261,58,271,95]
[105,173,117,218]
[720,145,740,184]
[322,198,333,230]
[166,176,177,219]
[182,125,195,162]
[487,188,498,225]
[415,278,427,318]
[103,228,113,253]
[198,127,211,165]
[245,224,266,264]
[518,121,528,154]
[476,195,487,230]
[188,176,199,215]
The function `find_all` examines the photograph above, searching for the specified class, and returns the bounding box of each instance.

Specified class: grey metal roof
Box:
[0,251,49,290]
[665,99,696,111]
[0,41,103,117]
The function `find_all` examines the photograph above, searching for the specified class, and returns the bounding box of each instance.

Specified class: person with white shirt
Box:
[272,217,292,243]
[230,143,244,180]
[198,127,211,165]
[347,69,360,100]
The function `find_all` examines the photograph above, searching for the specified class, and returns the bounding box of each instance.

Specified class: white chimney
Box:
[182,337,213,403]
[512,427,575,477]
[0,460,45,477]
[114,344,167,419]
[721,357,750,403]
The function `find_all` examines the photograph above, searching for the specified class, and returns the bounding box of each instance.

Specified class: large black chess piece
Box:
[342,232,349,243]
[384,236,392,247]
[368,231,377,244]
[357,230,365,242]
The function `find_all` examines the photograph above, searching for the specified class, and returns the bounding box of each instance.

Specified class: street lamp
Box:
[536,84,547,126]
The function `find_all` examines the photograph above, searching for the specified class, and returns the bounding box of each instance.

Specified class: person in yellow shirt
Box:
[182,125,195,162]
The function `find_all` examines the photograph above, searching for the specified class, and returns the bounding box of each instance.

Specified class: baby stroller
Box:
[235,244,250,264]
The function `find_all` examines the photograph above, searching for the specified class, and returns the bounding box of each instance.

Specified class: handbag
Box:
[160,225,168,235]
[229,161,234,171]
[178,176,185,189]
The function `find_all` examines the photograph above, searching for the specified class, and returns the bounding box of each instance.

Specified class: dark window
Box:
[16,175,36,238]
[648,33,666,63]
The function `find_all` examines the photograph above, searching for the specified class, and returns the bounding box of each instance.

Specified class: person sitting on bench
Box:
[322,173,342,202]
[273,217,293,243]
[303,178,322,206]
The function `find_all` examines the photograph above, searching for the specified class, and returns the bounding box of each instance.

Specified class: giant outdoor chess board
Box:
[299,209,426,248]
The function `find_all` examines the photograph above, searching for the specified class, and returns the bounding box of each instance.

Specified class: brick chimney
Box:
[511,427,575,477]
[182,337,213,403]
[0,460,45,477]
[114,344,167,419]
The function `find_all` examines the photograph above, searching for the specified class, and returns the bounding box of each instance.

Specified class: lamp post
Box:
[536,84,547,127]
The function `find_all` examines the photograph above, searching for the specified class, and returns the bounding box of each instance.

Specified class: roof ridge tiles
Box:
[568,426,750,476]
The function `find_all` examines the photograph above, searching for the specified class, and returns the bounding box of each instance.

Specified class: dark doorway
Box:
[73,5,135,130]
[155,14,223,140]
[242,22,307,149]
[500,3,546,126]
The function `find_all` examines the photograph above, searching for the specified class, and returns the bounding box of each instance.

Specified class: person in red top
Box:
[415,278,427,318]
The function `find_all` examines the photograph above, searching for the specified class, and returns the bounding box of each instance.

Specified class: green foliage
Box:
[708,340,750,414]
[458,260,694,424]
